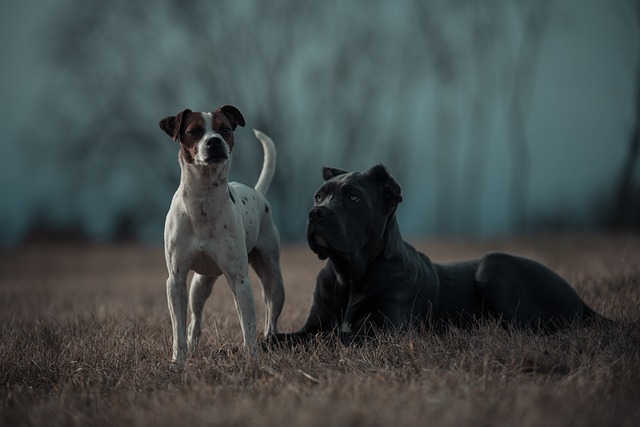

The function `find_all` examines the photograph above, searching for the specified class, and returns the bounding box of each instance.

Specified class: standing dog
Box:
[160,105,284,369]
[275,164,603,344]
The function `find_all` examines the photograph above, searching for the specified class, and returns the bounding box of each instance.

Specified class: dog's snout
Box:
[309,206,329,223]
[206,137,223,147]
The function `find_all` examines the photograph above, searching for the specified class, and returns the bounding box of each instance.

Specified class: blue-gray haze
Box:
[0,0,638,245]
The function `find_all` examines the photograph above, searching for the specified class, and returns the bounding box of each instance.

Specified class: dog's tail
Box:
[253,129,277,195]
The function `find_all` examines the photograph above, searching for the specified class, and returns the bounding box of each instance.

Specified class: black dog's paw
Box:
[261,333,296,351]
[262,331,320,351]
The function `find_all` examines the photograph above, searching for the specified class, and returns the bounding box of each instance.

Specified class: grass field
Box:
[1,233,639,426]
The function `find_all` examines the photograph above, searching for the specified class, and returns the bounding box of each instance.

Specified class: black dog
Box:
[276,164,602,344]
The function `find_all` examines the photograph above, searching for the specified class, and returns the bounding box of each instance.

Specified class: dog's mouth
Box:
[204,153,228,164]
[195,149,228,165]
[308,233,329,260]
[313,233,330,249]
[198,144,230,165]
[309,232,353,261]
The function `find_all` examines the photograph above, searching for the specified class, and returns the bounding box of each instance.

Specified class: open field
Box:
[1,233,639,426]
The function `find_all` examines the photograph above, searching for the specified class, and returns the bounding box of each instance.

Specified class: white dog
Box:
[159,105,285,370]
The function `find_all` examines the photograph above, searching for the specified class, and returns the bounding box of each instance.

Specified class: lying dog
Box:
[276,164,602,344]
[160,105,284,369]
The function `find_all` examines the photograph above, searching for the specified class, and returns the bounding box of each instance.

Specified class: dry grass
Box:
[1,234,639,427]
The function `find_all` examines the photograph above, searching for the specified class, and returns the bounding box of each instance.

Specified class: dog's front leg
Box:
[167,272,189,370]
[225,268,259,356]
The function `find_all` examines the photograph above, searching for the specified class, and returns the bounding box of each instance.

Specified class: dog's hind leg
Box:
[188,274,217,351]
[475,253,587,331]
[249,247,285,338]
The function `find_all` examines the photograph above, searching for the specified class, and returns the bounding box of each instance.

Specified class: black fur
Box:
[274,165,603,345]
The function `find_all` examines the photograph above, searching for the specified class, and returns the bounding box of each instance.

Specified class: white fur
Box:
[164,122,284,370]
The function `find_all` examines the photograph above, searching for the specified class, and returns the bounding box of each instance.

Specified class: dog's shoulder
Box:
[229,182,265,201]
[229,182,271,216]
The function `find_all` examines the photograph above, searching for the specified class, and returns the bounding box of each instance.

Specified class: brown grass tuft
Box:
[1,234,639,426]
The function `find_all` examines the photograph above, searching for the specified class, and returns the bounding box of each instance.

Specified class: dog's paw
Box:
[169,361,185,373]
[262,332,314,350]
[261,333,291,351]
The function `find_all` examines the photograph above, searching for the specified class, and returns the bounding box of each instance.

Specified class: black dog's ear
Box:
[322,166,349,181]
[367,164,403,214]
[159,109,191,142]
[216,105,246,130]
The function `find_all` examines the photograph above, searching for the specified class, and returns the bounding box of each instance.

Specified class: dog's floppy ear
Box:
[367,164,403,214]
[159,109,191,142]
[216,105,246,130]
[322,166,349,181]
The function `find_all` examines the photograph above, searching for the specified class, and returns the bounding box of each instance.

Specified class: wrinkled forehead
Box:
[319,172,377,194]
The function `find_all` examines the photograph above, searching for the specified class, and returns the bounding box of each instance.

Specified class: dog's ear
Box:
[322,166,349,181]
[367,164,403,214]
[159,109,191,142]
[216,105,246,130]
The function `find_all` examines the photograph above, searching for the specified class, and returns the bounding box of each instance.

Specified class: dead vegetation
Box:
[1,234,639,426]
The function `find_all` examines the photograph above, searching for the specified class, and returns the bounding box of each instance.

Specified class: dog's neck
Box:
[378,214,403,256]
[179,155,232,215]
[332,214,402,288]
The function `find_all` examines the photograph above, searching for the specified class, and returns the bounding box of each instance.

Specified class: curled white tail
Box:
[253,129,277,195]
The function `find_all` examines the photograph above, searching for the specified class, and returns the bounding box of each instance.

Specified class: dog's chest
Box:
[175,193,264,276]
[189,245,224,277]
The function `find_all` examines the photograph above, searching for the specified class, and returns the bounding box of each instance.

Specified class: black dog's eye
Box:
[349,194,360,203]
[314,193,323,203]
[221,127,232,134]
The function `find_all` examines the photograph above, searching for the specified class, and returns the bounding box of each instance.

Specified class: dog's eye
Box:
[349,194,360,203]
[314,194,323,203]
[188,128,203,137]
[221,127,232,134]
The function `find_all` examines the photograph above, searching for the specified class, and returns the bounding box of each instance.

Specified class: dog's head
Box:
[307,164,403,261]
[159,105,245,167]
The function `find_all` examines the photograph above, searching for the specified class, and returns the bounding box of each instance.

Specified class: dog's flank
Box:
[160,105,284,370]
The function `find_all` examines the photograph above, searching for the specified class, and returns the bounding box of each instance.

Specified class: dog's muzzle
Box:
[307,206,355,260]
[202,137,229,163]
[308,206,331,224]
[307,207,330,258]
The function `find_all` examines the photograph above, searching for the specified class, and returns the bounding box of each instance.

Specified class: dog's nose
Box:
[308,207,329,223]
[206,137,223,147]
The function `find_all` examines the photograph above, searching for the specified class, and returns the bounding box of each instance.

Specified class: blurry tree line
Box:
[23,0,639,243]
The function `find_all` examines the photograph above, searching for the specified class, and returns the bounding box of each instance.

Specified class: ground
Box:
[1,233,639,426]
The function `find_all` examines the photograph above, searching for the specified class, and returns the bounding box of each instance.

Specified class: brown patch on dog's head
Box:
[210,105,245,153]
[159,109,192,142]
[160,109,204,164]
[215,105,245,131]
[159,105,245,165]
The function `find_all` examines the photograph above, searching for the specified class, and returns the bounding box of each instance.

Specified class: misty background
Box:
[1,0,638,247]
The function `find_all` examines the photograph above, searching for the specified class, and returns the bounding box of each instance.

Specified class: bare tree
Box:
[27,0,626,244]
[462,2,505,234]
[611,1,640,229]
[506,0,551,231]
